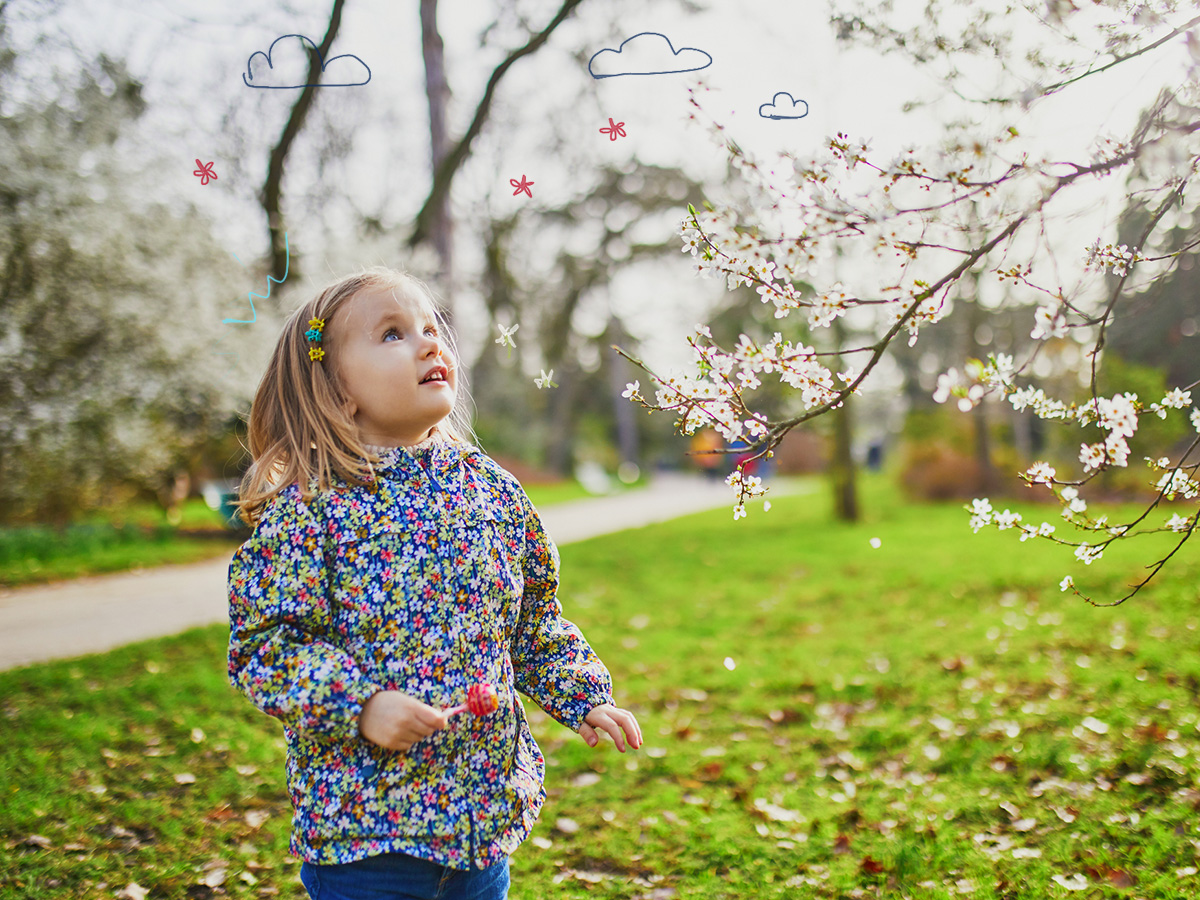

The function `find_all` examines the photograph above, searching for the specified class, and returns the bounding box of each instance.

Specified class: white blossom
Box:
[994,509,1022,530]
[1079,442,1106,473]
[1025,462,1056,485]
[969,498,993,533]
[1030,305,1068,340]
[1165,514,1191,533]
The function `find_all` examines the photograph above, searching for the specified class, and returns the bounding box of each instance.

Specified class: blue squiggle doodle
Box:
[223,232,289,324]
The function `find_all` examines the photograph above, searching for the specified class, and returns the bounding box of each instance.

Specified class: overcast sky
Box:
[12,0,1195,384]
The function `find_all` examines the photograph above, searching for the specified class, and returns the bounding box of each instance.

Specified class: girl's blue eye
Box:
[382,327,436,341]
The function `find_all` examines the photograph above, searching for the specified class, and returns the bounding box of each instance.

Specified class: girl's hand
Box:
[358,690,448,752]
[579,703,642,753]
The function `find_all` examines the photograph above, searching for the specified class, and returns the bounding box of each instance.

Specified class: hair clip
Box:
[305,317,325,362]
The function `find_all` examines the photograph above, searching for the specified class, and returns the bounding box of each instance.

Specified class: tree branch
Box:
[407,0,586,249]
[261,0,347,282]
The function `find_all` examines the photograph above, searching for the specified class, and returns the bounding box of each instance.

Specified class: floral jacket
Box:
[226,437,614,869]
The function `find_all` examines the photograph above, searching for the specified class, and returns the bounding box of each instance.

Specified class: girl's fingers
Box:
[597,716,627,752]
[578,722,599,747]
[612,709,641,747]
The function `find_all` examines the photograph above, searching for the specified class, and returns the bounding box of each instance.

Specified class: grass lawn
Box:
[0,481,599,589]
[2,477,1200,898]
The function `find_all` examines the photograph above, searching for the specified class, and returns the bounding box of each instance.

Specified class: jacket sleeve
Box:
[227,487,382,743]
[510,486,614,731]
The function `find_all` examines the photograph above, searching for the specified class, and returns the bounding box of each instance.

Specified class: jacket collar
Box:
[359,433,479,479]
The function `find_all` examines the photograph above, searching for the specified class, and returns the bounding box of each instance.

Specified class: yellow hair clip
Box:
[305,317,326,362]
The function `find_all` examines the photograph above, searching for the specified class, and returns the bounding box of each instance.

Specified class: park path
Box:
[0,473,810,671]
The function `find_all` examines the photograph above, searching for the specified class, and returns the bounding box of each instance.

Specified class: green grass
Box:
[0,482,602,589]
[0,499,243,588]
[522,474,650,507]
[3,476,1200,898]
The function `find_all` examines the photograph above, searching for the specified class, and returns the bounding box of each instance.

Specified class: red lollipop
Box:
[445,682,499,718]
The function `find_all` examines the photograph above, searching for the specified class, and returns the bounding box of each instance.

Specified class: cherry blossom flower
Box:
[1030,305,1068,340]
[969,498,993,533]
[1025,462,1056,485]
[1079,442,1107,473]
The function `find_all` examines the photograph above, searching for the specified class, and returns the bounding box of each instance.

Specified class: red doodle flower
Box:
[510,174,534,197]
[193,159,218,185]
[599,117,627,141]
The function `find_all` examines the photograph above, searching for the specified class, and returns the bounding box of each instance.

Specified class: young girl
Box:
[226,267,642,900]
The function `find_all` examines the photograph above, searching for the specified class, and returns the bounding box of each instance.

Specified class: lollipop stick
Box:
[444,703,469,717]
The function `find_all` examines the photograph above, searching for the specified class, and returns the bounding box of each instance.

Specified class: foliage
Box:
[0,20,249,525]
[619,1,1200,603]
[5,479,1200,897]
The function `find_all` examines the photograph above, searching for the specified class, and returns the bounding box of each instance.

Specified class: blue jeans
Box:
[300,852,510,900]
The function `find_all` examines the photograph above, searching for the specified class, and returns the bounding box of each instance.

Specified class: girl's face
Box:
[327,284,457,447]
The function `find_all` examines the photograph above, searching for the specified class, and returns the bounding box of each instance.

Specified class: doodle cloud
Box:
[244,34,371,89]
[588,32,712,79]
[759,92,809,120]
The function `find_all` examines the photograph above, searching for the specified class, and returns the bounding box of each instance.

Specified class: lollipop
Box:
[445,682,499,718]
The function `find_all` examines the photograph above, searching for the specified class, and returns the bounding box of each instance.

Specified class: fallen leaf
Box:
[861,856,885,874]
[244,810,270,829]
[1051,873,1088,891]
[201,868,227,888]
[174,773,196,785]
[555,817,579,834]
[116,884,150,900]
[833,834,852,854]
[20,834,51,849]
[1104,868,1135,888]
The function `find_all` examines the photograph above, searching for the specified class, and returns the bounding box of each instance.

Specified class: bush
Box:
[0,521,174,565]
[899,441,984,501]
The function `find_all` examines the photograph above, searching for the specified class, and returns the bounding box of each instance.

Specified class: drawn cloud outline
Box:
[588,31,713,79]
[243,34,371,89]
[759,92,809,120]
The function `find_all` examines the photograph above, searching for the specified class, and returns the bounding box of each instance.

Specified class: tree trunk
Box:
[605,317,639,468]
[830,318,859,521]
[419,0,454,319]
[261,3,347,283]
[831,395,859,522]
[546,362,576,477]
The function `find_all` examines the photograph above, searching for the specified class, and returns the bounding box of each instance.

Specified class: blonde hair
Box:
[235,267,476,527]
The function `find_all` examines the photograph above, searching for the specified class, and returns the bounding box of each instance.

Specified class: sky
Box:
[10,0,1196,392]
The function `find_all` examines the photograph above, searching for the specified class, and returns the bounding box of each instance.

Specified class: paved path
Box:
[0,473,809,671]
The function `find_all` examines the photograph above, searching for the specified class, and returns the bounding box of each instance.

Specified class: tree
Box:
[618,3,1200,602]
[471,161,709,475]
[0,24,246,524]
